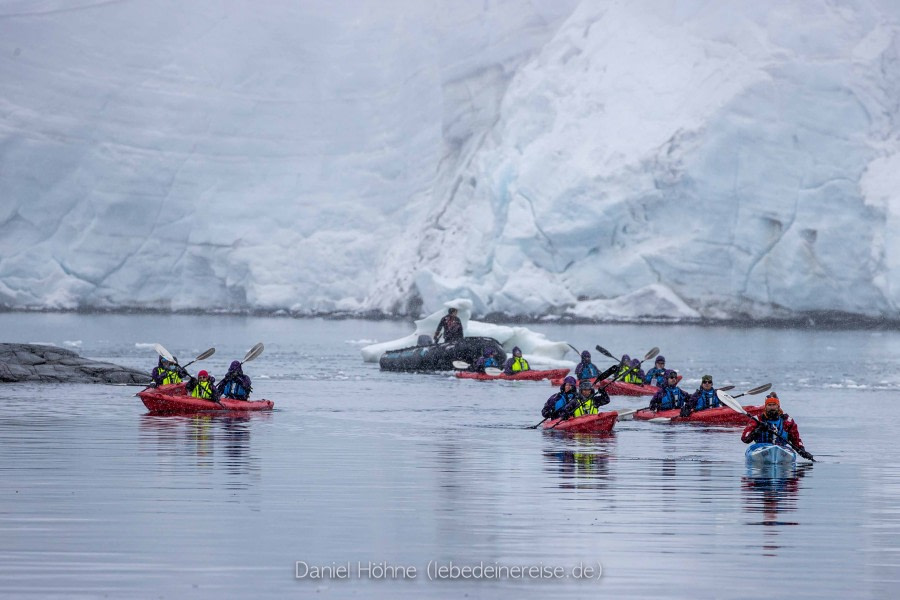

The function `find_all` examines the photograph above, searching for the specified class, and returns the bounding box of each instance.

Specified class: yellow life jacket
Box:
[190,380,215,400]
[510,357,530,372]
[154,367,182,385]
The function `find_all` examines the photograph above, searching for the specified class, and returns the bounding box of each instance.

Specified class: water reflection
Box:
[742,463,813,554]
[138,413,268,488]
[542,433,616,490]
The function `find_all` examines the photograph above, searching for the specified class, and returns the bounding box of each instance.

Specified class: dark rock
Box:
[0,343,151,384]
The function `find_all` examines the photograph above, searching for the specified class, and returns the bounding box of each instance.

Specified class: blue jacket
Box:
[644,367,668,387]
[690,387,720,411]
[575,361,600,380]
[650,384,690,411]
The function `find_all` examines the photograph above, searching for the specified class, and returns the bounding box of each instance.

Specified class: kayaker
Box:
[186,369,220,403]
[643,355,669,387]
[503,346,530,375]
[574,350,600,381]
[680,374,721,416]
[741,393,814,460]
[615,354,632,381]
[562,379,611,418]
[472,347,501,373]
[216,360,253,400]
[626,357,645,383]
[649,370,691,411]
[542,376,577,419]
[433,307,463,343]
[150,355,188,386]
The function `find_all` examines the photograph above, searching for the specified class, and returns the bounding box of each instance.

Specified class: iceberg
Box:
[2,1,900,322]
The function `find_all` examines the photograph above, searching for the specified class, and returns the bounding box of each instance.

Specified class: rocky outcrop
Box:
[0,343,151,384]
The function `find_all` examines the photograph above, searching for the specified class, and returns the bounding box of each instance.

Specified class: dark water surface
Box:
[1,313,898,599]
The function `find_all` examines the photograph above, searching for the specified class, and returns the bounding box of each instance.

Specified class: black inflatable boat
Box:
[379,336,507,372]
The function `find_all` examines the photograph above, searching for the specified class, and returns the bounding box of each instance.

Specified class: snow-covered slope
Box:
[3,1,900,320]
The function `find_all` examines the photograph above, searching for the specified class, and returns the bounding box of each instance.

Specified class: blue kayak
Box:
[745,442,797,466]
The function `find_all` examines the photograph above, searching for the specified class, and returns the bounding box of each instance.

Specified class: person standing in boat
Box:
[562,379,611,418]
[216,360,253,400]
[680,374,721,416]
[186,369,220,402]
[150,355,187,386]
[542,376,578,419]
[433,307,463,343]
[649,370,691,411]
[741,393,813,460]
[472,347,501,373]
[574,350,600,382]
[503,346,530,375]
[643,355,669,387]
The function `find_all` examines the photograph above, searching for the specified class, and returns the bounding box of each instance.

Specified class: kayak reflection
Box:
[138,413,269,488]
[542,434,616,490]
[742,463,813,555]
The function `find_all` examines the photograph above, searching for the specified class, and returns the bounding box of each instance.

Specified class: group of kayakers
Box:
[428,308,814,460]
[150,355,253,403]
[538,348,813,461]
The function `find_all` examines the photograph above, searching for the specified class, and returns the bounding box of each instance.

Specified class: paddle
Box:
[595,344,660,384]
[717,389,815,462]
[242,342,265,364]
[541,347,659,430]
[136,345,216,395]
[452,360,502,376]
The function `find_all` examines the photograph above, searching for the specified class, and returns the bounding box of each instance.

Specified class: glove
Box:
[679,405,692,418]
[798,448,814,461]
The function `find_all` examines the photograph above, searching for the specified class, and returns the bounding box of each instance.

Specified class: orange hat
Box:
[765,392,779,407]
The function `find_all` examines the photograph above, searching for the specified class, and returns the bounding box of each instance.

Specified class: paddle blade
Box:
[717,385,735,392]
[242,342,264,363]
[484,367,503,376]
[595,345,617,360]
[616,408,637,421]
[195,347,216,361]
[153,343,175,363]
[642,347,660,362]
[452,360,470,370]
[744,383,772,396]
[716,391,747,415]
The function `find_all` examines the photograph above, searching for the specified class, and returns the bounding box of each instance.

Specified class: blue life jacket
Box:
[645,367,667,387]
[576,362,599,380]
[554,390,576,412]
[222,379,250,400]
[756,417,789,444]
[484,357,500,368]
[658,386,689,410]
[693,388,720,410]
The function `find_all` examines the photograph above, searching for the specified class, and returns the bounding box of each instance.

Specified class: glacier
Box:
[2,0,900,321]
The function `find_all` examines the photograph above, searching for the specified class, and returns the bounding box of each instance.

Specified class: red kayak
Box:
[634,404,763,425]
[549,376,680,397]
[138,383,274,414]
[542,411,618,433]
[456,368,570,382]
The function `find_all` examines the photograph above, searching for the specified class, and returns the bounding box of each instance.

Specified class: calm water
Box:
[0,313,898,599]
